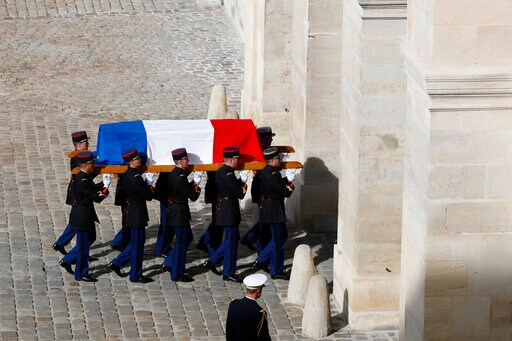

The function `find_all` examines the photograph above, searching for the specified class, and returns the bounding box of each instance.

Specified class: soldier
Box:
[109,149,156,283]
[240,126,275,252]
[251,147,295,280]
[204,147,249,283]
[226,273,271,341]
[52,131,91,256]
[59,152,110,282]
[160,148,202,282]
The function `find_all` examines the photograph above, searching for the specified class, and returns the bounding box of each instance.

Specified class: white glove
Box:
[102,174,112,188]
[193,171,202,185]
[240,170,250,183]
[286,169,296,182]
[145,172,156,186]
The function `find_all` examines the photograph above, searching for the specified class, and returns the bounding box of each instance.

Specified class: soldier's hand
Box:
[102,174,112,188]
[145,172,156,186]
[240,170,250,183]
[193,171,202,185]
[286,169,296,182]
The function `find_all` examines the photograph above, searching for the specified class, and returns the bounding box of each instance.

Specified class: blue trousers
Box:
[112,228,146,281]
[256,223,287,276]
[154,202,175,256]
[209,226,239,276]
[74,230,91,280]
[197,203,222,256]
[111,205,130,250]
[62,228,96,265]
[162,225,193,279]
[54,224,76,247]
[243,222,271,253]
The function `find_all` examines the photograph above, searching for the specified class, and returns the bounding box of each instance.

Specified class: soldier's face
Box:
[76,140,89,151]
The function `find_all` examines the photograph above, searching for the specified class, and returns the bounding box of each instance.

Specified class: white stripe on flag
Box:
[142,120,214,165]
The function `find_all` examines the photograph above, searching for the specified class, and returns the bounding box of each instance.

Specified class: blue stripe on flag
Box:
[96,120,147,165]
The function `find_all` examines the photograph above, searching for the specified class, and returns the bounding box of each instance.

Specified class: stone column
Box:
[289,0,343,232]
[401,0,512,339]
[239,0,293,142]
[333,0,407,329]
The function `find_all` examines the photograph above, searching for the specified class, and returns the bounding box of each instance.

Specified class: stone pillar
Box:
[289,0,343,232]
[287,244,316,305]
[401,0,512,339]
[239,0,293,142]
[302,274,332,338]
[333,0,407,329]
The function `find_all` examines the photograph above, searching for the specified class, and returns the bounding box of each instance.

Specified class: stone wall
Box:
[334,0,407,329]
[400,0,512,339]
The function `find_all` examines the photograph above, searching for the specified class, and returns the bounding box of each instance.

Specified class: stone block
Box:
[360,94,406,125]
[368,278,400,311]
[425,296,452,329]
[486,164,512,200]
[434,0,512,26]
[431,111,462,132]
[446,202,512,233]
[361,64,406,95]
[308,49,342,75]
[431,130,512,164]
[358,183,402,218]
[359,127,404,157]
[452,296,491,331]
[357,242,401,276]
[359,156,404,184]
[428,165,486,199]
[490,296,512,328]
[363,19,406,36]
[425,260,467,296]
[358,216,402,244]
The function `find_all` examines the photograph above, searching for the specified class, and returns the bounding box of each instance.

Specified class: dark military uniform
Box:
[111,166,154,282]
[209,164,247,276]
[161,166,201,280]
[241,126,275,252]
[63,168,107,280]
[154,172,175,256]
[196,171,223,255]
[256,164,294,277]
[53,147,85,252]
[226,297,271,341]
[111,173,130,251]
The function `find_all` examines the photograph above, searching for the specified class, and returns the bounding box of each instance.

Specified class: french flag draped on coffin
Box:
[96,119,264,165]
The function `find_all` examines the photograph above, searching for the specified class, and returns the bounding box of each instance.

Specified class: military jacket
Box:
[226,297,271,341]
[65,156,80,205]
[259,165,294,224]
[154,172,170,203]
[215,165,247,226]
[69,170,107,231]
[114,173,126,207]
[166,167,201,226]
[251,170,262,204]
[204,171,217,204]
[122,167,154,228]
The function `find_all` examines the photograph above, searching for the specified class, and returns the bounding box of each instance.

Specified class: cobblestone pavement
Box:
[0,0,398,340]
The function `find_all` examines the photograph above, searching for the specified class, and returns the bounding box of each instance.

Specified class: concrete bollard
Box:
[207,84,228,119]
[287,244,315,305]
[301,274,331,338]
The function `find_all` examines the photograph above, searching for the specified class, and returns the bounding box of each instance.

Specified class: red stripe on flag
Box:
[210,119,264,163]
